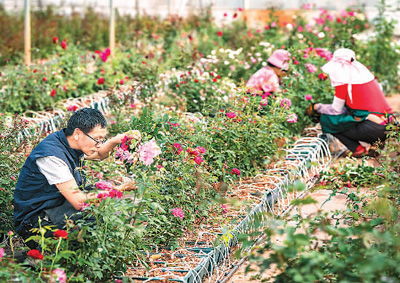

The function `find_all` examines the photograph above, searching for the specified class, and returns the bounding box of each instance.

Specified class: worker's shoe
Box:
[352,145,367,158]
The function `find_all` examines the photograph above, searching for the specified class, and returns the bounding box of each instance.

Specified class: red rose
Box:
[66,105,79,112]
[187,148,199,156]
[60,40,67,50]
[27,249,44,260]
[97,77,105,85]
[194,156,204,165]
[50,89,57,97]
[119,79,125,85]
[53,229,68,239]
[318,73,328,80]
[52,37,59,44]
[231,168,241,175]
[42,77,47,82]
[216,31,223,37]
[194,79,199,83]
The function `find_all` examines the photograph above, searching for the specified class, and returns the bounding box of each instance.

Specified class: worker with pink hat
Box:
[309,48,393,157]
[246,49,291,95]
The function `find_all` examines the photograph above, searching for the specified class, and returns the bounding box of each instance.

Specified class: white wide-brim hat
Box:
[321,48,374,101]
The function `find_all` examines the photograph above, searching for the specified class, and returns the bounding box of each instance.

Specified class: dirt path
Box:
[387,94,400,112]
[228,94,400,282]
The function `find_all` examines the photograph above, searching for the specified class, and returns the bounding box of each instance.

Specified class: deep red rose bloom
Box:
[50,89,57,97]
[66,105,78,112]
[52,37,59,44]
[42,77,48,82]
[231,168,241,175]
[60,40,67,50]
[216,31,223,37]
[318,73,328,80]
[27,249,44,260]
[97,77,105,85]
[54,229,68,239]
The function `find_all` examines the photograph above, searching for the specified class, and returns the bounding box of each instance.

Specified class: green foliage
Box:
[247,131,400,282]
[0,116,39,237]
[69,198,147,281]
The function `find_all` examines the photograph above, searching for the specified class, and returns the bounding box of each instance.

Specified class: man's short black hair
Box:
[65,108,107,136]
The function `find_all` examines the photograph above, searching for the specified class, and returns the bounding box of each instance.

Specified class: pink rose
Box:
[280,98,292,109]
[194,156,204,165]
[286,113,298,123]
[196,146,206,154]
[226,112,237,119]
[304,94,313,101]
[171,208,185,219]
[173,143,183,154]
[52,268,67,283]
[305,63,317,73]
[138,140,162,166]
[231,168,241,175]
[95,181,113,190]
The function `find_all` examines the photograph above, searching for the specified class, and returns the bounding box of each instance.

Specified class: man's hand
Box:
[117,181,137,192]
[56,179,97,210]
[108,133,126,146]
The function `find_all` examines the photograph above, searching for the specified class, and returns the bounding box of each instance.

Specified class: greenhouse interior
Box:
[0,0,399,282]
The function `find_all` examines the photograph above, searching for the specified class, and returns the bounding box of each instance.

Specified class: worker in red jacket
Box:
[312,48,393,157]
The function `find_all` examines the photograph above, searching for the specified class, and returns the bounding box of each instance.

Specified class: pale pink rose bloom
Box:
[0,248,5,258]
[305,63,317,73]
[52,268,67,283]
[138,140,162,166]
[280,98,292,109]
[171,208,185,219]
[286,113,298,123]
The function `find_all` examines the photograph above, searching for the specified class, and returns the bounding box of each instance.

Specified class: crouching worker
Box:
[14,108,127,248]
[307,48,393,157]
[246,49,291,95]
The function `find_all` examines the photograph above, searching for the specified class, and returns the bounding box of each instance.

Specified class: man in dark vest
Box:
[14,108,126,248]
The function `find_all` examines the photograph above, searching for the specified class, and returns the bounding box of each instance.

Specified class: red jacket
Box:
[335,80,393,114]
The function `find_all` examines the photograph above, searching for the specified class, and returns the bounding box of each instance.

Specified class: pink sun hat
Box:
[267,49,291,70]
[321,48,374,101]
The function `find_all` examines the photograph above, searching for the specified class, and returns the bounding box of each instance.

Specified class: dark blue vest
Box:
[14,129,84,228]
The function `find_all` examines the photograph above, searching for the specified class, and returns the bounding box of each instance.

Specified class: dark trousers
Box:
[16,200,81,249]
[333,120,387,152]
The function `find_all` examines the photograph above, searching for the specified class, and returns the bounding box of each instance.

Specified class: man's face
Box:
[76,125,107,155]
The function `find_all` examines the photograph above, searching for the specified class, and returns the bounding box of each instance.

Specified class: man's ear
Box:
[73,128,81,140]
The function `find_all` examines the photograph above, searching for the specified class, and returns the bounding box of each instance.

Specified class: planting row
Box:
[1,4,398,115]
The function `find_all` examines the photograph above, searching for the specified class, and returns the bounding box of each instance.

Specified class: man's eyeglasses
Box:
[82,132,107,146]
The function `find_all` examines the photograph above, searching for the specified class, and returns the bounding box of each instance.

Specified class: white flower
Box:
[297,33,304,39]
[318,32,325,38]
[286,23,293,30]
